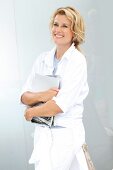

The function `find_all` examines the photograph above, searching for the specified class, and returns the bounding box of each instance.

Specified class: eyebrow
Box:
[53,21,71,26]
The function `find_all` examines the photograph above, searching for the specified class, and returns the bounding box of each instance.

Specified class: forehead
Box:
[54,14,71,25]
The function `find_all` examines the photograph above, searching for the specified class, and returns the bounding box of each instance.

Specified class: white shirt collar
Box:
[43,43,76,67]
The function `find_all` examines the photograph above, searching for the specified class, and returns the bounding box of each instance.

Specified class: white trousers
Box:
[29,125,88,170]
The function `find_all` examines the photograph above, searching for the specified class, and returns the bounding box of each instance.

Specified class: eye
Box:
[53,23,59,27]
[62,24,68,28]
[62,24,69,28]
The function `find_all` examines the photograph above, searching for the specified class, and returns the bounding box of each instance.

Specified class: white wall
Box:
[0,0,28,170]
[0,0,113,170]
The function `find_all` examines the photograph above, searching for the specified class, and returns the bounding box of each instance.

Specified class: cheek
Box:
[50,29,54,38]
[67,32,73,40]
[51,28,55,37]
[51,29,56,41]
[51,26,56,33]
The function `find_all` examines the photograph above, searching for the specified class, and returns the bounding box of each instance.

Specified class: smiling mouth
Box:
[54,34,64,38]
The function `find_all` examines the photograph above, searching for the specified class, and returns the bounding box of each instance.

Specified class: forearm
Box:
[21,91,44,106]
[24,100,63,120]
[21,88,59,106]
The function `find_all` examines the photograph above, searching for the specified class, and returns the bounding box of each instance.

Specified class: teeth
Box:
[55,34,63,38]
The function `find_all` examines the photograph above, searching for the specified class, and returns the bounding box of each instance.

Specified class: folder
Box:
[30,74,60,127]
[31,73,60,92]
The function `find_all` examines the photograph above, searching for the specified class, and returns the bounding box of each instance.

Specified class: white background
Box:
[0,0,113,170]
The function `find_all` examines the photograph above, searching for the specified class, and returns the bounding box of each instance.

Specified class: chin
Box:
[53,40,64,45]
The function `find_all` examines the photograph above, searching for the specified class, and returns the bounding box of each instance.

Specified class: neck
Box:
[55,44,72,59]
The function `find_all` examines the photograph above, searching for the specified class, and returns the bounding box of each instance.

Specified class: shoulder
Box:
[35,51,49,63]
[69,47,87,67]
[35,47,55,64]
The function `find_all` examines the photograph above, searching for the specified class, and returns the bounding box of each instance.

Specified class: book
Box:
[30,74,60,127]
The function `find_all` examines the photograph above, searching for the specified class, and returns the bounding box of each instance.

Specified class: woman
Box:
[21,6,89,170]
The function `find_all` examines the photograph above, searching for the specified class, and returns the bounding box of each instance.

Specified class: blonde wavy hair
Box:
[50,6,85,52]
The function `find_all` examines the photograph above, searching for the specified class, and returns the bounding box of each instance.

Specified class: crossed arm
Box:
[21,88,63,121]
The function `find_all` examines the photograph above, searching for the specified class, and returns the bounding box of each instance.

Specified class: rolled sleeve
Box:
[52,60,89,113]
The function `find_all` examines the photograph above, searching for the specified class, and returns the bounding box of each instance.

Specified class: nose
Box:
[55,26,63,32]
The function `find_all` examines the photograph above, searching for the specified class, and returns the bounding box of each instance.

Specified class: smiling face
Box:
[51,14,74,48]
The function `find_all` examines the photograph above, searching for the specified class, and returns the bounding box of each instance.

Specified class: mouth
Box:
[54,34,64,38]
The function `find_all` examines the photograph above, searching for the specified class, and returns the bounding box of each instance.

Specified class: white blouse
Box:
[21,43,89,128]
[21,44,89,169]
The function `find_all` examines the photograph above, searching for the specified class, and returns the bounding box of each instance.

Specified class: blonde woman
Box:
[21,6,89,170]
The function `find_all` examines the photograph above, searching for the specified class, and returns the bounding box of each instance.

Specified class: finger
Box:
[51,87,59,92]
[24,111,30,121]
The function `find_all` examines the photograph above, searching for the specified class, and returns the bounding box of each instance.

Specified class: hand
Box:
[42,87,59,102]
[24,107,34,121]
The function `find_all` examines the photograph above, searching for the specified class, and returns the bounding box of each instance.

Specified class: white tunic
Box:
[21,44,89,170]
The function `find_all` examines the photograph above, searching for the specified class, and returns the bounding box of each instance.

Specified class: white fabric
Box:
[21,44,89,127]
[30,125,88,170]
[21,44,89,169]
